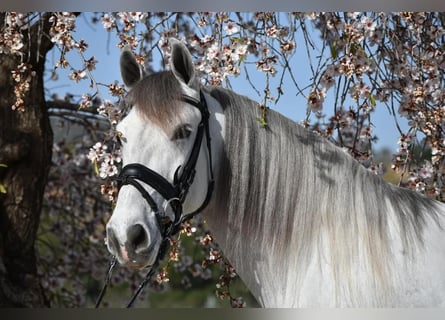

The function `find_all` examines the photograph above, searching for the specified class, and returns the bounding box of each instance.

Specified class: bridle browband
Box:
[95,90,214,308]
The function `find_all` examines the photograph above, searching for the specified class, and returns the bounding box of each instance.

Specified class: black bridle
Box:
[95,90,214,308]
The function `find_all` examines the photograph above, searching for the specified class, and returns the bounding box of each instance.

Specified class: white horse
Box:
[105,39,445,307]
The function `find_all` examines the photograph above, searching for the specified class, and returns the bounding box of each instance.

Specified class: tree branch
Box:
[46,99,99,114]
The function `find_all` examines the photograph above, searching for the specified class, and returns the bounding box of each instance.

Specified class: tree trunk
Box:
[0,14,54,307]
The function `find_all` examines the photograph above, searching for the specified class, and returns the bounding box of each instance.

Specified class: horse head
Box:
[105,39,215,269]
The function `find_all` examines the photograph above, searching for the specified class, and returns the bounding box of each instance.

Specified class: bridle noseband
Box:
[95,90,214,308]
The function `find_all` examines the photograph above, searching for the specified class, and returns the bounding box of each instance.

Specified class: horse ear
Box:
[169,38,195,86]
[120,47,146,88]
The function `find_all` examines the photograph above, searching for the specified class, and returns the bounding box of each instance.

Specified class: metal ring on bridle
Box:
[163,197,180,214]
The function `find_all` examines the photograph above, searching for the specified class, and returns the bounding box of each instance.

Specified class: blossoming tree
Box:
[1,12,444,307]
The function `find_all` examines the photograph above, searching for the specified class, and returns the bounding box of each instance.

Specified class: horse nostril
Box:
[126,224,149,253]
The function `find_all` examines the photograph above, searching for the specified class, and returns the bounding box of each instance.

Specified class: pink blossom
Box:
[101,13,115,31]
[224,21,239,35]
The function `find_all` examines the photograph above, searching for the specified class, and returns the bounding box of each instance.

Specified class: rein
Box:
[95,90,214,308]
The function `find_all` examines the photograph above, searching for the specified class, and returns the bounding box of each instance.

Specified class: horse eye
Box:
[172,125,192,141]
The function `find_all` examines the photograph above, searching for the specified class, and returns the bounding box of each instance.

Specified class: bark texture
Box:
[0,14,54,307]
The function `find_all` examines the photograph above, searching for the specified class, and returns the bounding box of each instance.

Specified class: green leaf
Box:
[93,158,99,176]
[0,165,8,193]
[369,93,377,107]
[330,41,338,59]
[257,117,268,128]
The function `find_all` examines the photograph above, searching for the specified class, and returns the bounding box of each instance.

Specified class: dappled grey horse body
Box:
[106,39,445,307]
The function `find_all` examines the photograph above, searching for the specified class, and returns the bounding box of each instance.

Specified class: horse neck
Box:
[203,193,292,307]
[200,92,260,303]
[201,97,294,305]
[201,92,445,306]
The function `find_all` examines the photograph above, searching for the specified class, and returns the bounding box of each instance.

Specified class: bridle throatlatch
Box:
[95,90,214,308]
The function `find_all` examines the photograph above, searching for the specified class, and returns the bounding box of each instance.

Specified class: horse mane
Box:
[206,86,442,305]
[125,69,442,303]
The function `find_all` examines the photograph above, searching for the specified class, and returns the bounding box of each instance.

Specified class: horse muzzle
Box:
[106,223,158,269]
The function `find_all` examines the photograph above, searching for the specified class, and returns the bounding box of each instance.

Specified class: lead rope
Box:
[125,260,159,308]
[95,242,166,308]
[94,258,154,308]
[95,256,117,308]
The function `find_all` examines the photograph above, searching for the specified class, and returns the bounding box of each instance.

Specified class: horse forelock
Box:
[126,71,184,131]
